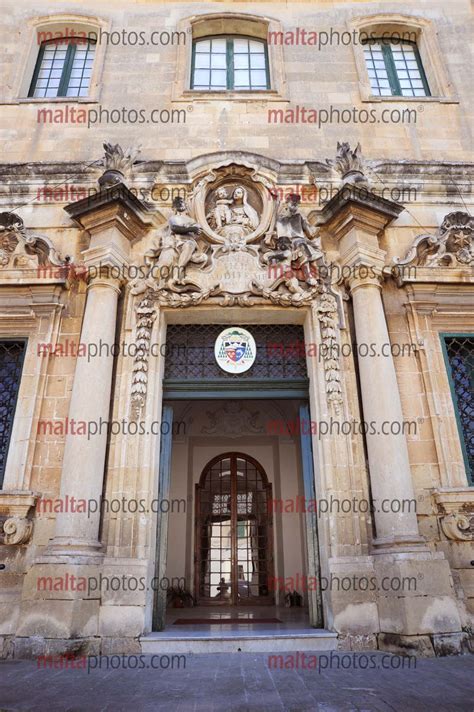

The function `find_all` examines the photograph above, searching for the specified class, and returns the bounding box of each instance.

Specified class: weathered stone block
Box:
[332,601,380,635]
[100,636,142,655]
[378,595,462,636]
[13,635,100,660]
[431,632,470,656]
[16,599,99,638]
[98,605,145,638]
[378,633,435,657]
[373,558,454,598]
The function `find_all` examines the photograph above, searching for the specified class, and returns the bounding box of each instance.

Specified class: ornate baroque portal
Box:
[129,160,344,416]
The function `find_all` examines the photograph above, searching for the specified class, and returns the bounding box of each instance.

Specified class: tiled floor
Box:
[1,651,473,711]
[163,605,314,637]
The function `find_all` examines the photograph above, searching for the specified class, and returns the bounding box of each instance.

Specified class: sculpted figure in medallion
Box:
[207,185,260,246]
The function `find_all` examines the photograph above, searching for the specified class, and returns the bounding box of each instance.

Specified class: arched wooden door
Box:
[195,453,274,606]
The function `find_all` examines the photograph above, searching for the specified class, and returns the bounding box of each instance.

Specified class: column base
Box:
[372,533,429,555]
[40,537,104,565]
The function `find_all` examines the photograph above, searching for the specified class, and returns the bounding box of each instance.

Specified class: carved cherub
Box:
[212,187,233,230]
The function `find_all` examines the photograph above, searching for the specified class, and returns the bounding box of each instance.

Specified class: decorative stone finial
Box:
[98,142,142,188]
[326,142,368,187]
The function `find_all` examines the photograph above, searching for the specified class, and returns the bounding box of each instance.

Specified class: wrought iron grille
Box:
[164,324,307,381]
[443,336,474,484]
[0,341,26,488]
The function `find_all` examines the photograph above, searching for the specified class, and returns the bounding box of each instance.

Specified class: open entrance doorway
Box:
[151,323,322,633]
[152,398,322,632]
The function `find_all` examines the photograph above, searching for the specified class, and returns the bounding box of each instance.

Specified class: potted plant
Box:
[167,585,195,608]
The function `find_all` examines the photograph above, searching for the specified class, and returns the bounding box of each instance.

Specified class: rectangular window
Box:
[363,41,430,97]
[441,335,474,485]
[29,38,96,98]
[191,37,270,91]
[0,340,27,488]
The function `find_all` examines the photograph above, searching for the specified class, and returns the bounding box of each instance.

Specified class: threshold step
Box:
[140,630,338,654]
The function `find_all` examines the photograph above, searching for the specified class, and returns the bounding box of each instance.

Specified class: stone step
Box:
[140,629,338,654]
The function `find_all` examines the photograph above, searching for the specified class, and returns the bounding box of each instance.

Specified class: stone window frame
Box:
[440,333,474,486]
[0,285,64,492]
[172,12,288,102]
[349,14,459,104]
[404,286,473,489]
[6,13,110,105]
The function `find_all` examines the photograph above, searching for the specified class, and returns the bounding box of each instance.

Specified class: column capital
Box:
[321,186,404,278]
[65,183,152,243]
[321,185,404,242]
[81,243,130,288]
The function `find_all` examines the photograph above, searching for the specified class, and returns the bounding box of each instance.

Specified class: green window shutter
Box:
[440,334,474,485]
[227,38,234,90]
[381,44,402,96]
[414,44,431,96]
[57,43,77,97]
[28,42,46,97]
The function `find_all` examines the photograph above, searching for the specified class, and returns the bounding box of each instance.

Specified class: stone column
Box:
[46,185,150,561]
[47,274,121,558]
[348,271,421,547]
[321,187,423,551]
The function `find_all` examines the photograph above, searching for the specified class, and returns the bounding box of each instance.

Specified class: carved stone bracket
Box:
[433,489,474,542]
[440,512,474,541]
[0,491,38,546]
[2,517,33,545]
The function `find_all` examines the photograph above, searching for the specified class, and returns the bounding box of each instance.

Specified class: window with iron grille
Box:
[0,341,26,488]
[164,324,307,383]
[362,40,430,97]
[29,37,96,98]
[441,335,474,485]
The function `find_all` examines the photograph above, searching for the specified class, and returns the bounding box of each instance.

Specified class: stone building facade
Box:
[0,0,473,659]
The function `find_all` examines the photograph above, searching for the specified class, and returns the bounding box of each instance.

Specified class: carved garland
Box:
[316,292,343,414]
[130,296,157,418]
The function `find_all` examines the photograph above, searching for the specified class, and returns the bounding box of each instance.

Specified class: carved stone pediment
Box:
[0,212,65,273]
[130,163,332,309]
[128,164,344,417]
[394,211,474,271]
